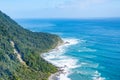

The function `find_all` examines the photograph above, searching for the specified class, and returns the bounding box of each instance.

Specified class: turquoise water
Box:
[16,19,120,80]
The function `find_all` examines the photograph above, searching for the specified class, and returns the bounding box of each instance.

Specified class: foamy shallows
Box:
[42,38,105,80]
[42,38,80,80]
[92,71,105,80]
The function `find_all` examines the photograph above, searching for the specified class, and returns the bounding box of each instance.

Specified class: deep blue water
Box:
[16,19,120,80]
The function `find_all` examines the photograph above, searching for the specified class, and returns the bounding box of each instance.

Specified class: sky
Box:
[0,0,120,19]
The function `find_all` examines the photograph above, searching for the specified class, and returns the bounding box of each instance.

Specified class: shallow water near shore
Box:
[16,19,120,80]
[42,38,80,80]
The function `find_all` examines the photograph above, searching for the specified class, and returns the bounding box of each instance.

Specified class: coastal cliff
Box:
[0,11,63,80]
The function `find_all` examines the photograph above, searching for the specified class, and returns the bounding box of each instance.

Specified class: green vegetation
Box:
[0,11,63,80]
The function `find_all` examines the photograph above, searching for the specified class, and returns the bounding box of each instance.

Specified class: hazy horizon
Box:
[0,0,120,19]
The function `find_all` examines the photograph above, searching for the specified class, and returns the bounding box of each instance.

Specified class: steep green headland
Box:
[0,11,62,80]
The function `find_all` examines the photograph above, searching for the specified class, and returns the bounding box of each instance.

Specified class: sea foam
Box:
[92,71,106,80]
[42,38,80,80]
[42,38,105,80]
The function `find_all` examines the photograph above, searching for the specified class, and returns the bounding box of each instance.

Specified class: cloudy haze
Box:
[0,0,120,18]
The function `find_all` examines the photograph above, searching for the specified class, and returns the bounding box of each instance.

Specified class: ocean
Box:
[16,19,120,80]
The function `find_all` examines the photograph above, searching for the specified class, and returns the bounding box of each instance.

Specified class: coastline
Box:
[41,38,79,80]
[47,41,65,80]
[42,38,106,80]
[41,40,65,80]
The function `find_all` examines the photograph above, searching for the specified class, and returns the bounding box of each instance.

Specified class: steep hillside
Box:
[0,11,63,80]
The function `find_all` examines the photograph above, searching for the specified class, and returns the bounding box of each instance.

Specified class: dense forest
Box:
[0,11,63,80]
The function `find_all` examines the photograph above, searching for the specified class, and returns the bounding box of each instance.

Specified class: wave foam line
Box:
[92,71,106,80]
[42,38,80,80]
